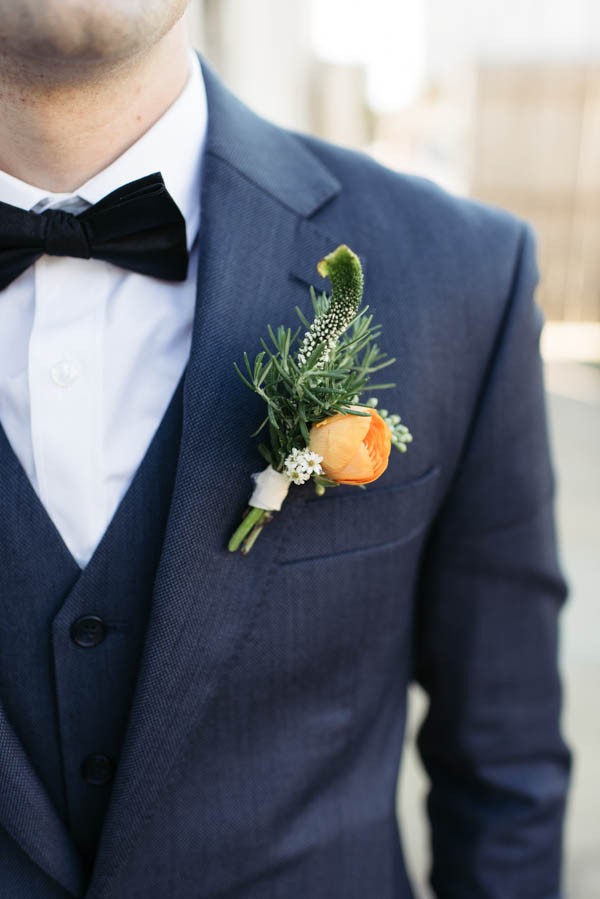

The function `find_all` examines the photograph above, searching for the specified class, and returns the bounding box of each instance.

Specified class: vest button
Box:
[81,753,114,786]
[70,615,106,648]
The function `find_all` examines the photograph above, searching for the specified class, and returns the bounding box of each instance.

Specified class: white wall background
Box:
[192,0,600,119]
[427,0,600,79]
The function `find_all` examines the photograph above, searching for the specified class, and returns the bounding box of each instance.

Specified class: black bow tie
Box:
[0,172,189,290]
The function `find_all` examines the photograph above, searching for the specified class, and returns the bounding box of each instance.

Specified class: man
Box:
[0,2,570,898]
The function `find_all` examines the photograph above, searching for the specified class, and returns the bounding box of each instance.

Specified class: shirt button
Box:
[70,615,106,648]
[81,753,115,786]
[50,359,81,387]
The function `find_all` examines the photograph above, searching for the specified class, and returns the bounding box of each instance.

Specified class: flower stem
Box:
[240,514,272,554]
[228,506,271,553]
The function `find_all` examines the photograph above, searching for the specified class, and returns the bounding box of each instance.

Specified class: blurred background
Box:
[189,2,599,895]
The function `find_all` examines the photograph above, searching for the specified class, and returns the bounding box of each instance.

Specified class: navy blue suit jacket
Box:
[0,54,570,898]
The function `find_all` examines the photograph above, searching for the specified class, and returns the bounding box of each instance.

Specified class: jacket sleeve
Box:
[414,221,571,899]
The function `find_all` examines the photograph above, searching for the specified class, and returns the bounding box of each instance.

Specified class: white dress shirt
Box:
[0,52,207,568]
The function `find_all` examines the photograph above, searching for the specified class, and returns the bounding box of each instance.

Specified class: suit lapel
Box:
[0,706,87,895]
[86,57,365,898]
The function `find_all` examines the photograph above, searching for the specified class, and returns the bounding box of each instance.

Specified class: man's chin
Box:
[0,0,189,82]
[0,42,142,87]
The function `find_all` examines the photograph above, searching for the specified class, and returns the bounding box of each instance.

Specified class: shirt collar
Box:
[0,50,207,252]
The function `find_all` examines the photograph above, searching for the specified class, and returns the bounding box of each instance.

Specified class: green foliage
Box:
[234,281,396,472]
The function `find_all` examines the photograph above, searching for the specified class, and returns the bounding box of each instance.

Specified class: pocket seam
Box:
[278,517,431,568]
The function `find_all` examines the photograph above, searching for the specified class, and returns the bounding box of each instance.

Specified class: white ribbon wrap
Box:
[249,465,291,512]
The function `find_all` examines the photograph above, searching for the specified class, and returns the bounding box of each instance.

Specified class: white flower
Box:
[288,469,307,484]
[304,451,323,473]
[283,446,323,484]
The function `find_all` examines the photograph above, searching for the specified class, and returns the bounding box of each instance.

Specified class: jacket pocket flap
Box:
[278,465,441,565]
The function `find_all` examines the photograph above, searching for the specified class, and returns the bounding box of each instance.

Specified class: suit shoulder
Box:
[292,129,530,279]
[288,129,539,368]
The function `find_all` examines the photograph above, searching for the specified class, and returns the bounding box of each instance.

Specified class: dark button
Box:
[81,753,114,786]
[70,615,106,648]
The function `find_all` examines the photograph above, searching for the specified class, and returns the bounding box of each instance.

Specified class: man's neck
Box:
[0,23,191,193]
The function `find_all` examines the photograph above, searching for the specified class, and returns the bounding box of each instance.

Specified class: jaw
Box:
[0,0,189,85]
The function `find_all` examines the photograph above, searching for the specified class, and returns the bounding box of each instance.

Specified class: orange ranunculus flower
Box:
[309,406,392,485]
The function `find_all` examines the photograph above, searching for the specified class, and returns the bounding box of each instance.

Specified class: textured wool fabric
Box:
[0,53,570,899]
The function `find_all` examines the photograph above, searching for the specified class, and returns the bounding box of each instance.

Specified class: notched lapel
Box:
[87,61,364,898]
[0,706,86,896]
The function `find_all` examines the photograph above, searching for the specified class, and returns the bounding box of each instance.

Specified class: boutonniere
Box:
[228,244,412,554]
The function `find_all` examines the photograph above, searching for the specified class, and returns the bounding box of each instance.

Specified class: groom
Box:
[0,2,570,898]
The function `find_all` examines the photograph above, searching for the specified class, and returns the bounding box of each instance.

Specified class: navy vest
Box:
[0,371,184,870]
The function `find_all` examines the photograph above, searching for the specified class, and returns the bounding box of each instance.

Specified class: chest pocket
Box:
[277,464,441,567]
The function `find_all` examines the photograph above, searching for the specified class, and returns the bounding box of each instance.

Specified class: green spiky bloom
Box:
[297,244,364,369]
